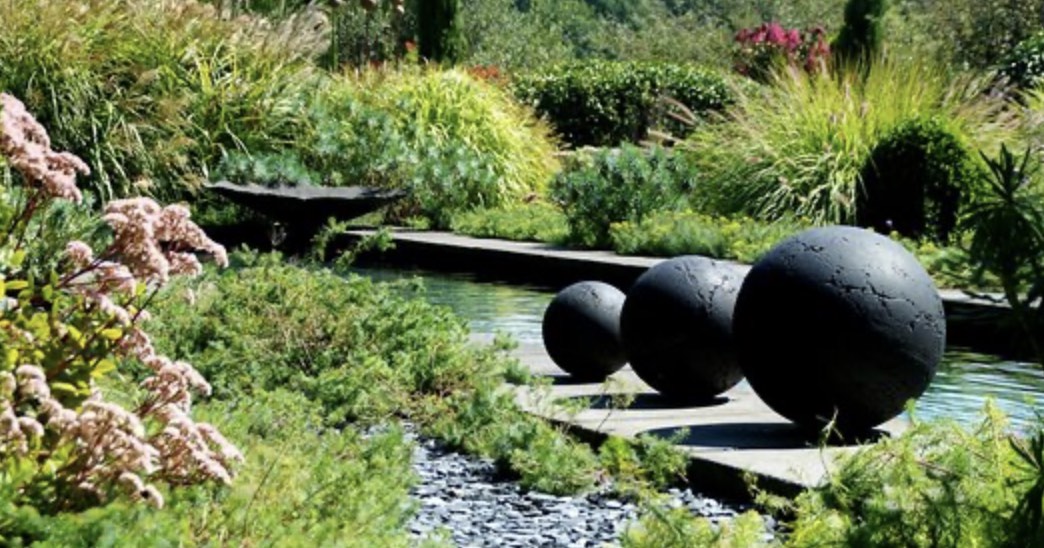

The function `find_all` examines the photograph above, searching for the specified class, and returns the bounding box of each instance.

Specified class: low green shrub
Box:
[512,61,731,146]
[857,117,985,242]
[551,145,696,248]
[609,210,808,264]
[450,203,569,243]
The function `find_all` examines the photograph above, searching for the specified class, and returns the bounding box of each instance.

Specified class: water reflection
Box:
[352,266,1044,430]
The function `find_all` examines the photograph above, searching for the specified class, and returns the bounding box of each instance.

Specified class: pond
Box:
[354,266,1044,431]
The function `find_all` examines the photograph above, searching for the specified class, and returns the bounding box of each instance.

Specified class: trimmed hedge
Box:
[856,117,984,242]
[512,61,731,147]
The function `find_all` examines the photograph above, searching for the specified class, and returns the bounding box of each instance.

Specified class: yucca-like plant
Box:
[963,144,1044,364]
[683,59,1017,225]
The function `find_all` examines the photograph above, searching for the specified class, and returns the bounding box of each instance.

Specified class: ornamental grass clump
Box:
[0,94,237,514]
[685,58,1016,226]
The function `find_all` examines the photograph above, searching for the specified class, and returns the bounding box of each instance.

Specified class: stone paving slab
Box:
[478,334,905,501]
[348,228,1002,305]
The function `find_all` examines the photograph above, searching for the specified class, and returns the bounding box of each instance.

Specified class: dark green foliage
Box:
[961,145,1044,364]
[551,145,696,247]
[999,31,1044,90]
[512,61,731,146]
[833,0,888,66]
[416,0,465,64]
[857,118,983,242]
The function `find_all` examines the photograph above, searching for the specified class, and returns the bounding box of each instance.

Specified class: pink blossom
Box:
[0,93,87,203]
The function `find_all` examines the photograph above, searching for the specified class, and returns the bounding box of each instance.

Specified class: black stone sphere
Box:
[733,226,945,432]
[542,281,627,381]
[620,256,746,401]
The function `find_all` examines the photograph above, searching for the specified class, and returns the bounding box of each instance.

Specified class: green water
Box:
[354,266,1044,431]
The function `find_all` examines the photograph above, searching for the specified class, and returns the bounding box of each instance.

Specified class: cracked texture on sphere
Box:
[542,281,627,381]
[621,256,746,401]
[733,226,945,432]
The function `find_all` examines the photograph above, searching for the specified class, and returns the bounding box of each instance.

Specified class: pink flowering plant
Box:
[0,93,239,512]
[734,22,831,82]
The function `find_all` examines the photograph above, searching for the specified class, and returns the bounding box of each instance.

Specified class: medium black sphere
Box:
[542,281,627,381]
[620,256,746,401]
[733,226,945,432]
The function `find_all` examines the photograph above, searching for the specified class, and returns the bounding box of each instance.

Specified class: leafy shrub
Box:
[609,211,809,263]
[0,0,324,201]
[734,23,830,81]
[999,30,1044,90]
[551,145,696,248]
[512,61,732,146]
[857,117,985,242]
[0,94,235,514]
[450,203,569,243]
[310,68,560,227]
[685,59,1014,225]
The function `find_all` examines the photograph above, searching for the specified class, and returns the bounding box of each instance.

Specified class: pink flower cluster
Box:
[0,94,239,509]
[103,198,228,285]
[734,23,831,78]
[0,93,88,203]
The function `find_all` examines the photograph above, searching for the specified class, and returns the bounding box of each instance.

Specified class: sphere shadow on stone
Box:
[640,422,890,451]
[542,281,627,381]
[733,226,946,433]
[555,393,730,411]
[620,256,746,402]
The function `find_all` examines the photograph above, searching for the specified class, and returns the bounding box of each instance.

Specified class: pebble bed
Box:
[406,433,755,547]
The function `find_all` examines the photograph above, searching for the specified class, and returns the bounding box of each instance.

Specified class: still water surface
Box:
[355,266,1043,430]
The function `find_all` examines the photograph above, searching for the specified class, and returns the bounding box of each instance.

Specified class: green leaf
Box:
[91,359,116,377]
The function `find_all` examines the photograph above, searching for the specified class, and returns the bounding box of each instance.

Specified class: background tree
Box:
[417,0,465,64]
[833,0,888,66]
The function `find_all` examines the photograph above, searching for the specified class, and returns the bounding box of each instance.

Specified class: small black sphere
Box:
[542,281,627,381]
[620,256,746,401]
[733,226,945,432]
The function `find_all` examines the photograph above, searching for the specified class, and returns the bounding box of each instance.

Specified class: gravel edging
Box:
[405,431,761,547]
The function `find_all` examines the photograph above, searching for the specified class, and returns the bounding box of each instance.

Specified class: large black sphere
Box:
[542,281,627,381]
[733,226,945,432]
[620,256,746,401]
